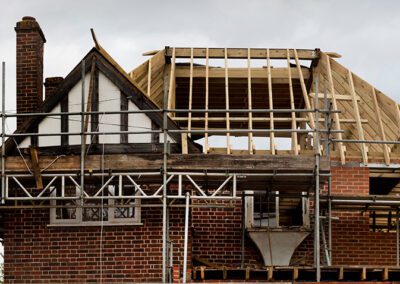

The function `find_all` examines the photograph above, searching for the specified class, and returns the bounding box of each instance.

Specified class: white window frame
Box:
[49,185,141,226]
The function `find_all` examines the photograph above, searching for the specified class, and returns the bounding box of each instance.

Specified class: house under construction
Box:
[2,16,400,283]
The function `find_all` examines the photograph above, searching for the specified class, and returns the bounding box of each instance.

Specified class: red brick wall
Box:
[292,166,398,266]
[191,200,262,266]
[4,206,188,283]
[4,166,397,282]
[15,16,45,129]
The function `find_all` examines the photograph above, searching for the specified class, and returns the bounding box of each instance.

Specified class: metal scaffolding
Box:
[1,56,400,283]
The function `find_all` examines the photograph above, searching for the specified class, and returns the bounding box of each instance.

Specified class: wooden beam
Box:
[348,70,368,164]
[204,48,209,154]
[371,87,390,165]
[247,48,254,154]
[172,116,367,124]
[90,66,99,144]
[147,57,152,97]
[224,48,231,154]
[29,146,43,189]
[174,66,310,79]
[166,47,318,60]
[309,92,361,102]
[6,154,330,173]
[287,49,298,155]
[120,92,128,144]
[60,96,68,146]
[267,49,275,155]
[323,52,346,164]
[188,48,194,137]
[293,49,315,130]
[167,47,176,117]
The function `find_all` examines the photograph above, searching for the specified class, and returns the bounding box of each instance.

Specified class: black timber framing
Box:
[60,96,68,146]
[4,48,201,154]
[90,66,99,144]
[120,91,128,143]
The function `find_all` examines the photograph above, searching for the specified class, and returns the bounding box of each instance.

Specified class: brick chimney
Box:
[44,77,63,99]
[15,16,46,129]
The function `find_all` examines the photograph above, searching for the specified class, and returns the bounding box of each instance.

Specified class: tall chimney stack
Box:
[15,16,46,129]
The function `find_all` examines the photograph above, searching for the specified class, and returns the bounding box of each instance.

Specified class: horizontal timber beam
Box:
[166,48,319,60]
[5,154,330,173]
[175,67,310,79]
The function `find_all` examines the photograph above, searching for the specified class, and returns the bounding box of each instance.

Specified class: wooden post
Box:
[224,48,231,154]
[294,49,315,130]
[323,53,346,164]
[287,49,299,155]
[348,70,368,164]
[167,47,176,117]
[204,48,209,154]
[371,87,390,165]
[267,48,275,155]
[29,146,43,189]
[188,48,194,138]
[147,57,152,97]
[247,48,254,154]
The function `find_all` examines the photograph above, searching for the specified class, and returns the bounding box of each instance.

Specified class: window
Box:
[50,184,141,226]
[245,190,310,229]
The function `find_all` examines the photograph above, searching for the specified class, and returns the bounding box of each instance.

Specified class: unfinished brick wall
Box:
[15,16,46,129]
[292,166,398,266]
[191,199,262,267]
[4,206,188,283]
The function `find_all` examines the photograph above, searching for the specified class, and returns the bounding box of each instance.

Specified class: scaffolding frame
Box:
[1,48,400,283]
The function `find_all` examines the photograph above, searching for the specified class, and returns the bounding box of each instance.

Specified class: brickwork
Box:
[4,206,188,283]
[293,166,398,266]
[191,199,262,266]
[44,77,63,99]
[15,16,46,129]
[4,166,398,282]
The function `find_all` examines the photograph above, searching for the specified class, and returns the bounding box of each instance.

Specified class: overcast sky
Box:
[1,0,400,129]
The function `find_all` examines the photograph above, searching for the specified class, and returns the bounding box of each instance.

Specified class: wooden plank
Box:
[224,48,231,154]
[323,52,346,164]
[293,49,315,130]
[287,49,298,155]
[29,146,43,189]
[175,66,310,79]
[167,47,176,117]
[120,92,128,143]
[348,70,368,164]
[245,267,250,280]
[181,133,188,154]
[188,48,194,137]
[383,267,389,281]
[5,154,330,173]
[247,48,254,154]
[293,267,298,280]
[361,267,367,280]
[167,47,318,60]
[309,92,361,102]
[339,267,344,280]
[204,48,209,154]
[267,266,273,281]
[267,49,275,155]
[147,57,152,97]
[172,116,366,124]
[371,87,390,164]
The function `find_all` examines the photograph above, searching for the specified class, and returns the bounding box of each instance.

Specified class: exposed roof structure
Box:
[129,47,400,165]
